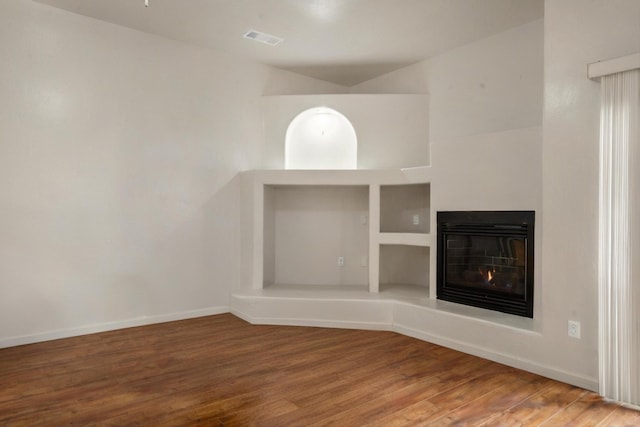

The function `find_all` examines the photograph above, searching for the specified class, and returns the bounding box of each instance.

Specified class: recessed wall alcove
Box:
[285,107,357,170]
[262,94,429,169]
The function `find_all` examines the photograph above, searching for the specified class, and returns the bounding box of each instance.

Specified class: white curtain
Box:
[599,68,640,406]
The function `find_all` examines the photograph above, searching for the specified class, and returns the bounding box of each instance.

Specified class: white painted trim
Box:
[230,308,393,331]
[620,401,640,412]
[0,306,229,349]
[253,180,265,290]
[4,298,597,395]
[233,300,597,391]
[368,184,381,293]
[588,52,640,80]
[250,167,432,186]
[392,323,598,392]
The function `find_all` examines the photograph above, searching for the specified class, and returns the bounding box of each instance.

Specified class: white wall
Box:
[0,0,343,346]
[352,19,543,142]
[350,61,429,95]
[542,0,640,384]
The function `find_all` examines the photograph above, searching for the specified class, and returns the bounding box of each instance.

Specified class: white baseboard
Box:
[0,306,230,349]
[2,300,599,394]
[393,322,598,392]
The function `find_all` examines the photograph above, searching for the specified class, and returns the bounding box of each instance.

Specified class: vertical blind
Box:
[598,68,640,406]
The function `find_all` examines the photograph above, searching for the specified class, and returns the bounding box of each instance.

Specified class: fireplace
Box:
[437,211,534,318]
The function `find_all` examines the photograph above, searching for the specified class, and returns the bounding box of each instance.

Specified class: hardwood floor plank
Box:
[311,354,498,426]
[424,373,553,426]
[597,404,640,426]
[540,392,624,426]
[478,381,588,426]
[0,313,636,426]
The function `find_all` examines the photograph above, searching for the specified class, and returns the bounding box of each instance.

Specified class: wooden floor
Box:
[1,314,638,426]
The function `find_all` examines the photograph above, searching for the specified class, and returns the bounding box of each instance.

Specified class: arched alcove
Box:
[285,107,357,169]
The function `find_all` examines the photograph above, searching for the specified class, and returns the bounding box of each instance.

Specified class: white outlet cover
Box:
[568,320,581,339]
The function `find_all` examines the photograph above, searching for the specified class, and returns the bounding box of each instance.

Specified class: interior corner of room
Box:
[1,0,639,409]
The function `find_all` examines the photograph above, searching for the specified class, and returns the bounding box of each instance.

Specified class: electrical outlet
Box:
[337,256,344,267]
[360,215,368,225]
[568,320,581,339]
[413,214,420,225]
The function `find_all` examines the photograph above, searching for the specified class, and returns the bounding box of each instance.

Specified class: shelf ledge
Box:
[377,232,432,247]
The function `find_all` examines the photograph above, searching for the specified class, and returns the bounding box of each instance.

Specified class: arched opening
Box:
[285,107,357,169]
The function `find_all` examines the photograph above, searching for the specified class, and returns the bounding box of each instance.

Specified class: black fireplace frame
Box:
[437,211,535,318]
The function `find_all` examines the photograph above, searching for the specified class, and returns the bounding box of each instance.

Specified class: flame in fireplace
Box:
[479,267,496,285]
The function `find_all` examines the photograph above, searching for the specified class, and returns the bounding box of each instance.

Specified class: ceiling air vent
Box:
[243,29,283,46]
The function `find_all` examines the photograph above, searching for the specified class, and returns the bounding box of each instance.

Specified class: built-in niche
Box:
[285,107,357,170]
[262,185,369,288]
[380,183,430,234]
[262,94,430,169]
[379,244,430,293]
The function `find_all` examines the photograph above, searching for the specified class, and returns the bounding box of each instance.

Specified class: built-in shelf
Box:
[378,232,432,247]
[234,283,430,306]
[379,245,430,297]
[242,167,434,294]
[380,183,430,234]
[262,184,369,288]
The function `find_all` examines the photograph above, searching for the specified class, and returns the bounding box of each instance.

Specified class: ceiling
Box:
[35,0,544,86]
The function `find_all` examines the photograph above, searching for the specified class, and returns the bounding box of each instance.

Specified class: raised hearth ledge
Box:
[230,286,596,392]
[231,284,537,333]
